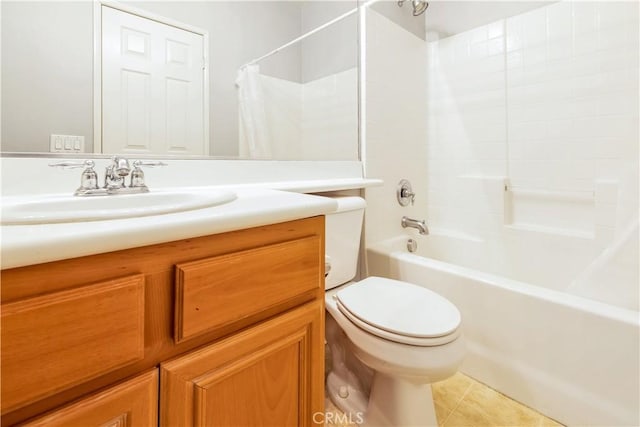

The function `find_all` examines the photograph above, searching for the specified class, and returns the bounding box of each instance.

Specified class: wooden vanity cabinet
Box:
[1,217,325,426]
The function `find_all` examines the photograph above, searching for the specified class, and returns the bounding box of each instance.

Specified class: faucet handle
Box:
[132,160,168,168]
[49,160,95,170]
[401,188,415,204]
[49,160,99,193]
[129,160,167,189]
[397,179,415,206]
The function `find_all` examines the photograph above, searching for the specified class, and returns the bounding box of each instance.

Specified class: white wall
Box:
[424,1,555,37]
[1,1,94,153]
[370,0,426,40]
[368,1,552,42]
[300,1,358,83]
[363,8,428,245]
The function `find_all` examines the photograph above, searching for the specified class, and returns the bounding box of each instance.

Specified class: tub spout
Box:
[401,216,429,235]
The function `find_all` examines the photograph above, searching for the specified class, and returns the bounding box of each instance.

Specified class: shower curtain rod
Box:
[240,0,375,69]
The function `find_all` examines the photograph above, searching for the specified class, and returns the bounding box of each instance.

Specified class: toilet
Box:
[324,196,465,426]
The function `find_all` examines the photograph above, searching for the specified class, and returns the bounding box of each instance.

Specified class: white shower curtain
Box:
[236,65,357,159]
[236,64,272,158]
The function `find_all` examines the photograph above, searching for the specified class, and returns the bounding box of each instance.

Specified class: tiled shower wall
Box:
[426,1,638,251]
[364,8,429,246]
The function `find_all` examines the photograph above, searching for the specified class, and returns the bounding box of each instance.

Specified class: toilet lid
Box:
[335,277,461,341]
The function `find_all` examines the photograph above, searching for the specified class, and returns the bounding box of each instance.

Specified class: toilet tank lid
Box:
[331,196,366,213]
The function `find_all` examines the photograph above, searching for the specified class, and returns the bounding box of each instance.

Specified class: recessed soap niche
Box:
[503,179,620,248]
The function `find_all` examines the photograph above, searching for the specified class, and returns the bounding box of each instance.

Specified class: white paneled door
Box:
[102,6,207,155]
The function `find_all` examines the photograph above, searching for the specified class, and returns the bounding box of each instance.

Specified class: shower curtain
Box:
[236,64,272,158]
[236,65,357,159]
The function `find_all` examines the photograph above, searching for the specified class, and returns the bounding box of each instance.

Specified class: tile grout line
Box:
[439,380,475,426]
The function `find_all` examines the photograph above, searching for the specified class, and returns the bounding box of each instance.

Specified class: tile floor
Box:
[324,373,564,427]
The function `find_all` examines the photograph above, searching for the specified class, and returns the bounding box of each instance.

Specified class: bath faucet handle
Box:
[397,179,415,206]
[401,188,415,204]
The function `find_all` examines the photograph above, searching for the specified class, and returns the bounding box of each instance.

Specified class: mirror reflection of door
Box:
[101,5,208,155]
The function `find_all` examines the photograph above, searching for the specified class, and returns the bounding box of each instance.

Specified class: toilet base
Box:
[363,372,438,427]
[327,370,438,427]
[327,371,368,421]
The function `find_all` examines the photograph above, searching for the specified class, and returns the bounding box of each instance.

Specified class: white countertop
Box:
[145,178,382,194]
[256,178,382,193]
[0,188,339,269]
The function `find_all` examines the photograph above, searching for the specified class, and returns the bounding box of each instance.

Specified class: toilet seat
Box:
[335,277,461,347]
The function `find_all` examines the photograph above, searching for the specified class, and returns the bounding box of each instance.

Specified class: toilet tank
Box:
[325,196,366,290]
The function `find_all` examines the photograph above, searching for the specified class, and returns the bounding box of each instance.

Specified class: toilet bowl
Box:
[324,197,465,426]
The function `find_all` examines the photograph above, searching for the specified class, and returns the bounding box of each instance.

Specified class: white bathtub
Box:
[366,234,640,426]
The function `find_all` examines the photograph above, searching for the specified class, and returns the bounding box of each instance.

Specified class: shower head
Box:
[397,0,429,16]
[412,0,429,16]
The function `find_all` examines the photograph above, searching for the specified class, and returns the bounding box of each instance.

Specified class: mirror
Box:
[1,1,360,160]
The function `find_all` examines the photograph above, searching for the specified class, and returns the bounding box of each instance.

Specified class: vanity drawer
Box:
[1,274,145,414]
[175,235,322,342]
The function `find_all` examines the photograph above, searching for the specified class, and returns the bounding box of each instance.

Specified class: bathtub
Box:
[366,234,640,426]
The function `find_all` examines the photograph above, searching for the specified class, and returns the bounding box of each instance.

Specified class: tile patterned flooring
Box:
[325,373,564,427]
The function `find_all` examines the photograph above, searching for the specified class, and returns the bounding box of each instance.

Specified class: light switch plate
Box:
[50,134,85,153]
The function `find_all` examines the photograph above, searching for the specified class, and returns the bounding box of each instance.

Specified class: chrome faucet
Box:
[104,156,131,190]
[50,156,167,196]
[401,216,429,235]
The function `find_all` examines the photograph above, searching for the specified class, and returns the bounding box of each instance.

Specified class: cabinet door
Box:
[21,370,158,427]
[161,301,324,427]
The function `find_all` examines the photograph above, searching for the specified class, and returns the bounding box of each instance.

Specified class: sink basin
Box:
[1,190,237,225]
